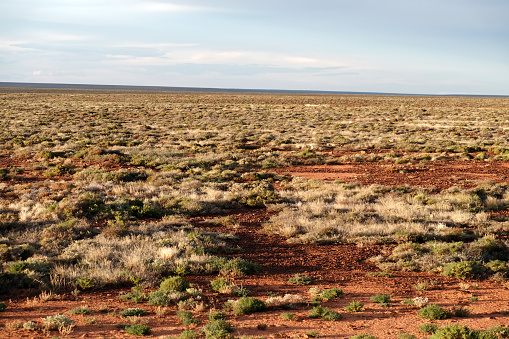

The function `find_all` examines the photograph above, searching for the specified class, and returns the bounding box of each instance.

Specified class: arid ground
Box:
[2,89,509,338]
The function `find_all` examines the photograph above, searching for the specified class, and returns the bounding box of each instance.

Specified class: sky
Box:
[1,0,508,95]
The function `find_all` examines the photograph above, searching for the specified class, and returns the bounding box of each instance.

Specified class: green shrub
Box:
[486,259,508,273]
[179,330,198,339]
[450,305,470,317]
[23,321,37,331]
[442,261,487,279]
[233,297,266,315]
[418,323,438,334]
[417,304,449,320]
[125,324,151,336]
[119,291,145,303]
[429,325,478,339]
[0,302,6,311]
[350,335,377,339]
[370,294,392,306]
[307,331,321,338]
[397,334,416,339]
[219,258,261,276]
[160,276,189,292]
[119,307,147,317]
[209,311,226,320]
[281,312,295,320]
[69,307,91,315]
[147,290,171,306]
[76,277,96,290]
[210,277,233,293]
[287,273,313,285]
[202,319,234,339]
[308,305,342,321]
[321,288,343,300]
[345,301,364,312]
[41,314,74,330]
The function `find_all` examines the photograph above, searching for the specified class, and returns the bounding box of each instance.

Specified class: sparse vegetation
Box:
[2,89,509,338]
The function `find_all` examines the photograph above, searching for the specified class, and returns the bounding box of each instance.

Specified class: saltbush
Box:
[119,307,147,317]
[442,261,487,279]
[308,305,342,321]
[160,276,189,292]
[125,324,151,336]
[233,297,266,315]
[417,304,449,320]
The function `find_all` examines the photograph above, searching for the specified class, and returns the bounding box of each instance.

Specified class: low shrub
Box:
[119,307,148,317]
[345,301,364,312]
[418,323,438,334]
[202,319,234,339]
[308,305,342,321]
[281,312,295,320]
[0,302,6,311]
[179,330,198,339]
[442,261,487,280]
[210,277,234,293]
[124,324,151,336]
[23,321,37,331]
[429,325,478,339]
[287,273,313,285]
[69,307,91,315]
[233,297,266,315]
[370,294,392,306]
[41,314,74,330]
[160,276,189,292]
[209,311,226,320]
[350,335,377,339]
[417,304,449,320]
[321,288,344,300]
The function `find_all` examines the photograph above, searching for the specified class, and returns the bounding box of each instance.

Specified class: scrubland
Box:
[2,88,509,338]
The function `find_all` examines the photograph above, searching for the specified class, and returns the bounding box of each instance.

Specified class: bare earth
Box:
[2,159,509,338]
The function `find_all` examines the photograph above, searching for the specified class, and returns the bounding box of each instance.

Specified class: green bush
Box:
[429,325,478,339]
[147,290,171,306]
[442,261,487,279]
[160,276,189,292]
[397,334,416,339]
[281,312,295,320]
[202,319,234,339]
[233,297,266,315]
[287,273,313,285]
[209,311,226,320]
[350,335,377,339]
[41,314,74,330]
[23,321,37,331]
[125,324,151,336]
[210,277,233,293]
[417,304,449,320]
[370,294,392,306]
[308,305,342,321]
[179,330,198,339]
[119,307,147,317]
[418,323,438,334]
[0,302,6,311]
[345,301,364,312]
[219,258,261,276]
[486,259,508,273]
[69,307,91,315]
[321,288,343,300]
[76,277,96,290]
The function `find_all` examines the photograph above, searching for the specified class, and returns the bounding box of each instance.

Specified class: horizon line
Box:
[1,81,508,98]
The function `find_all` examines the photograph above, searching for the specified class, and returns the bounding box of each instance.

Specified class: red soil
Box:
[2,158,509,338]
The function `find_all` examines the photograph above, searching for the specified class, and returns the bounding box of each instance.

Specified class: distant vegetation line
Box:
[0,81,507,97]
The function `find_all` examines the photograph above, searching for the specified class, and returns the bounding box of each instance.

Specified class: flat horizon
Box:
[1,81,508,98]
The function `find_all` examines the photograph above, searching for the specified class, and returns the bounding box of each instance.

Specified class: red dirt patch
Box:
[275,161,509,190]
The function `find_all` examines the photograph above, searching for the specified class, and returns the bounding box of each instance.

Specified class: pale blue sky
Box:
[1,0,508,94]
